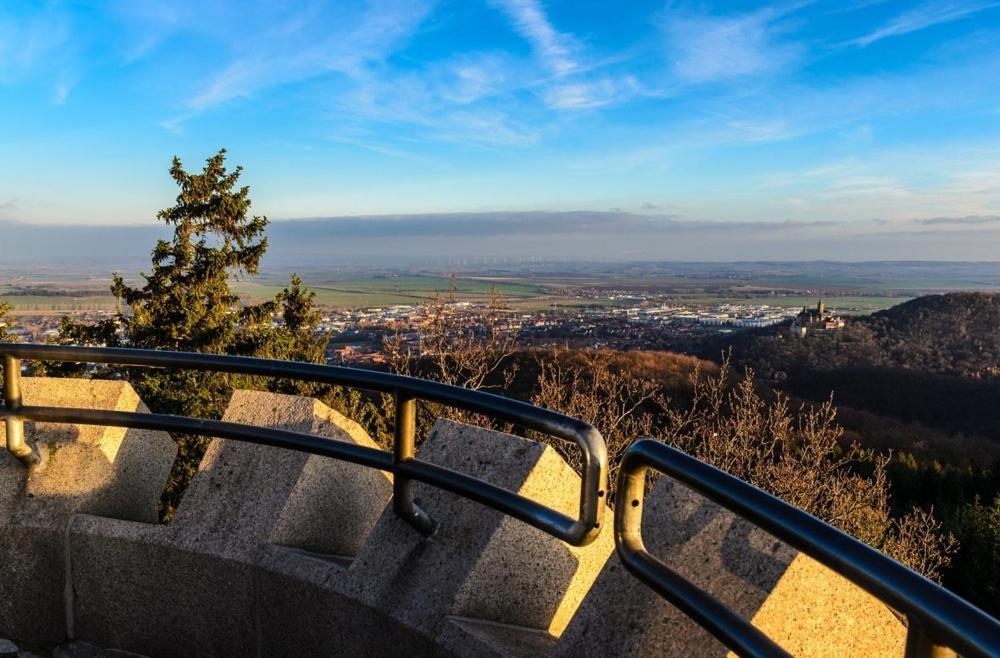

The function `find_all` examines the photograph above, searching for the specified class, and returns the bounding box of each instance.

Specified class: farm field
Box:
[0,269,944,314]
[671,295,910,314]
[233,275,547,307]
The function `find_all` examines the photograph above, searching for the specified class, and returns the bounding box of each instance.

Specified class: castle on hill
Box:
[789,299,844,337]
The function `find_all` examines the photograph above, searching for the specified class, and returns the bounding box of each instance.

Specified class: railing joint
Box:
[392,392,437,537]
[2,355,40,468]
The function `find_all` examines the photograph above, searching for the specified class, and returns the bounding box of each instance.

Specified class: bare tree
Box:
[532,350,668,491]
[384,278,521,434]
[534,351,956,580]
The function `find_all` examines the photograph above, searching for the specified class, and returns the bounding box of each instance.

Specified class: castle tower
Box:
[817,299,825,315]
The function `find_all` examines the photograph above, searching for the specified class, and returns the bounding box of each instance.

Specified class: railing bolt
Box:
[3,356,39,468]
[393,392,436,536]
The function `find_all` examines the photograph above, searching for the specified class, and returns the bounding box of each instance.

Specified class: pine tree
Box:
[44,149,329,518]
[111,148,274,419]
[0,302,16,343]
[234,273,329,396]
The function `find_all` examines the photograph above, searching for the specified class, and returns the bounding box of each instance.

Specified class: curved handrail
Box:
[616,439,1000,658]
[3,345,997,658]
[0,344,607,546]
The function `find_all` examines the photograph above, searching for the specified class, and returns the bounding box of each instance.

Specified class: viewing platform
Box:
[0,345,996,657]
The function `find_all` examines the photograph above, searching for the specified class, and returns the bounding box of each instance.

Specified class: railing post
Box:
[392,392,436,536]
[2,356,39,467]
[904,619,957,658]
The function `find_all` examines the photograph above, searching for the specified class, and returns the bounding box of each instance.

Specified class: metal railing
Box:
[0,344,607,546]
[1,344,998,657]
[616,439,1000,658]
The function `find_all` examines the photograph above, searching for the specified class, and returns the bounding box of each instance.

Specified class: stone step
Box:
[171,389,393,559]
[553,476,907,657]
[0,378,175,646]
[269,544,354,570]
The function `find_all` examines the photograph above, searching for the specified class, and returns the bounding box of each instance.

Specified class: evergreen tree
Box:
[36,149,331,518]
[98,149,328,518]
[32,315,121,377]
[111,148,274,419]
[0,302,15,343]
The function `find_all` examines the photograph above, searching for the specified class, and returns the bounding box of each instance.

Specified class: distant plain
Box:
[2,262,998,315]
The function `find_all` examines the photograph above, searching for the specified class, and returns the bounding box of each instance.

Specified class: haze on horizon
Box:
[1,0,999,261]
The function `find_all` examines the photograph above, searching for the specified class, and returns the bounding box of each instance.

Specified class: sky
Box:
[1,0,999,261]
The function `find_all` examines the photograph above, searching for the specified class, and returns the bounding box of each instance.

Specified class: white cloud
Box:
[169,1,436,113]
[332,65,547,148]
[726,119,794,143]
[488,0,646,113]
[0,198,19,219]
[661,6,801,83]
[544,76,641,110]
[431,110,543,147]
[0,4,72,84]
[849,1,999,47]
[488,0,577,76]
[0,4,87,106]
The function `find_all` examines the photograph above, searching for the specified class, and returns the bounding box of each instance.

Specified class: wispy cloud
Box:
[0,2,76,102]
[488,0,578,76]
[0,5,70,79]
[849,1,1000,47]
[0,198,19,219]
[332,58,548,149]
[488,0,646,112]
[167,1,436,115]
[917,215,1000,226]
[661,5,802,83]
[544,75,641,110]
[726,119,795,143]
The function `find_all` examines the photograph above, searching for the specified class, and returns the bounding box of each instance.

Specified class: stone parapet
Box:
[553,477,907,657]
[0,378,176,646]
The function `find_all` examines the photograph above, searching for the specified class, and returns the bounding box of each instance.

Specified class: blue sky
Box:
[1,0,999,257]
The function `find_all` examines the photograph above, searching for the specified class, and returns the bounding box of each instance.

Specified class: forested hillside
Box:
[696,292,1000,612]
[717,293,1000,379]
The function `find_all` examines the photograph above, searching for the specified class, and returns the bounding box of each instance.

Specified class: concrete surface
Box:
[553,477,907,657]
[436,616,557,658]
[68,407,616,657]
[69,390,394,656]
[0,378,175,646]
[343,419,615,641]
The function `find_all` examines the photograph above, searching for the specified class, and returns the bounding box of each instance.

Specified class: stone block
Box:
[0,378,175,646]
[67,515,257,658]
[171,390,392,559]
[554,477,907,657]
[0,378,175,524]
[70,398,616,657]
[340,419,615,643]
[68,389,393,657]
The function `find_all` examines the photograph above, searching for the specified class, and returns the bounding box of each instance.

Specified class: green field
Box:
[685,295,911,314]
[233,275,546,308]
[0,272,922,315]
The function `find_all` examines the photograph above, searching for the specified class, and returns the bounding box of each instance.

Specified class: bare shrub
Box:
[380,293,956,581]
[533,351,956,580]
[531,350,668,496]
[384,278,520,436]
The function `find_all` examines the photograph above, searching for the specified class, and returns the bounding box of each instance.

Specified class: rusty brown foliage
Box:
[384,278,520,436]
[383,295,956,581]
